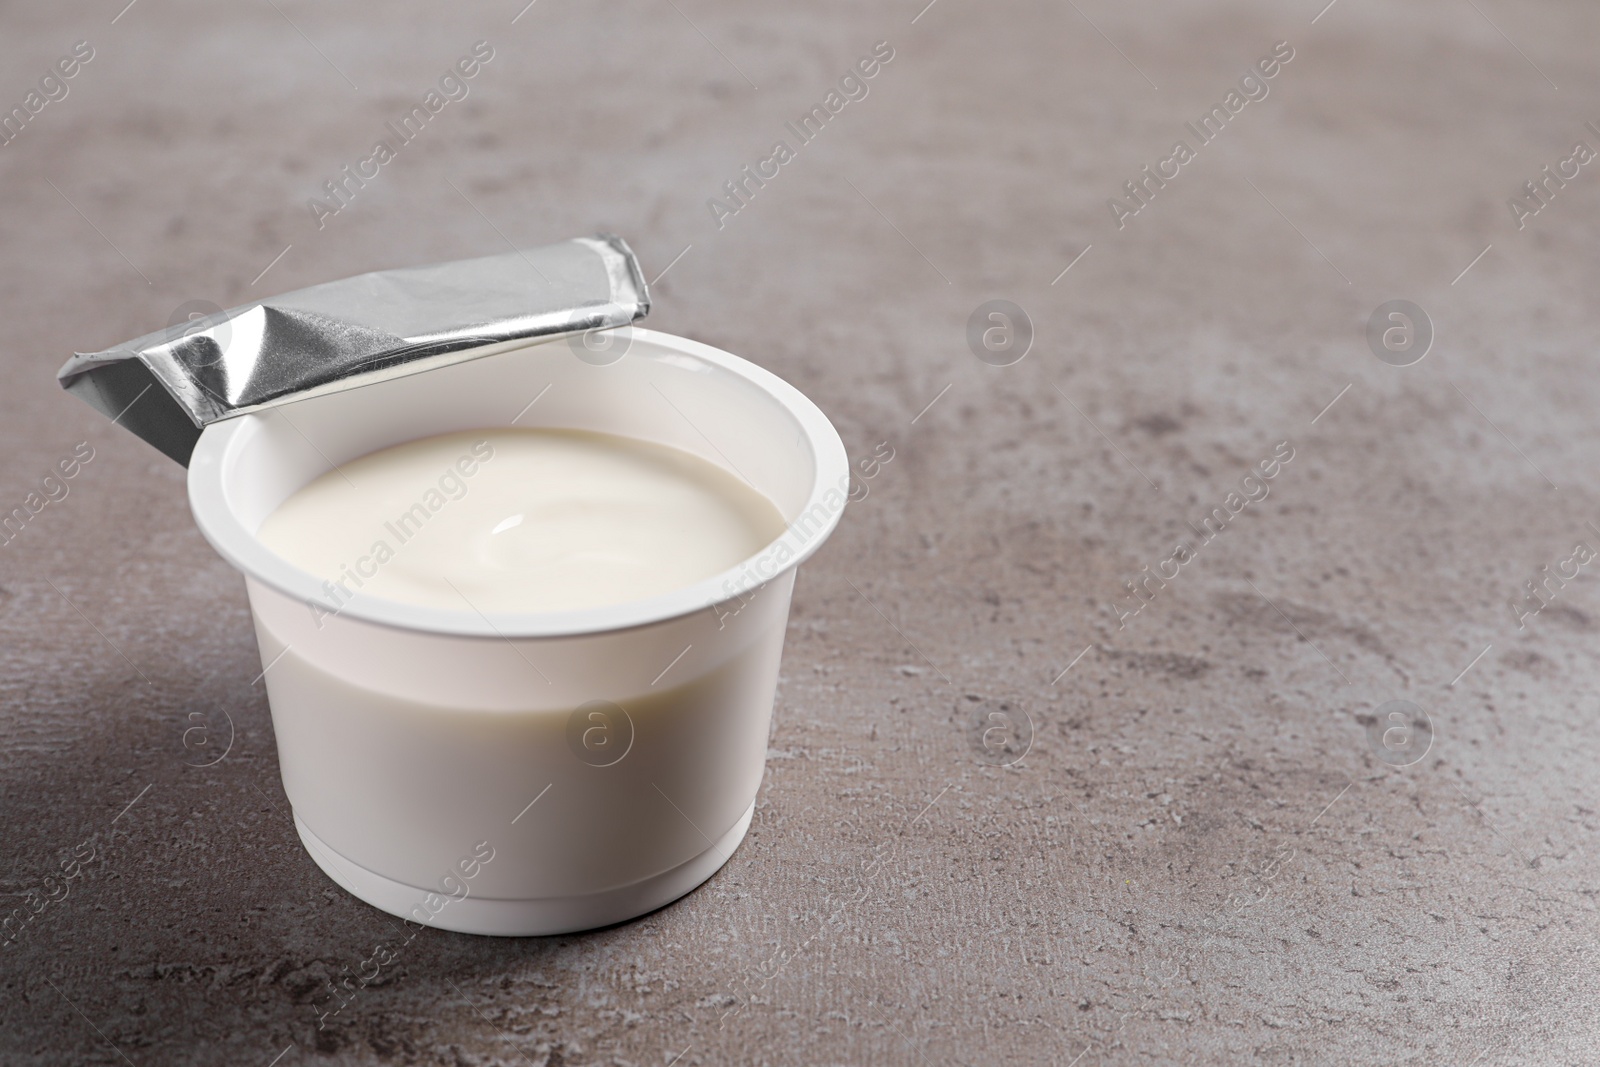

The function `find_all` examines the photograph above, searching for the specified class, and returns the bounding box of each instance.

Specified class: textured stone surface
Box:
[2,0,1598,1063]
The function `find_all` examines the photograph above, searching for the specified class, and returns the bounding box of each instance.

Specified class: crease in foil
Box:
[55,233,650,465]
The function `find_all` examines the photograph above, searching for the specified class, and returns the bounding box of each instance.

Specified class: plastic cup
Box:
[186,328,848,935]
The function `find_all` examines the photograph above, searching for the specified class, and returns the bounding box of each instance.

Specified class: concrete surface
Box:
[2,0,1598,1063]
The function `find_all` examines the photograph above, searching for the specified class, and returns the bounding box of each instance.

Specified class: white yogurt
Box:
[257,428,787,615]
[187,329,850,934]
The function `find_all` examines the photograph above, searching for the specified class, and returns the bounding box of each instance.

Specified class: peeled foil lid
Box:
[56,234,650,465]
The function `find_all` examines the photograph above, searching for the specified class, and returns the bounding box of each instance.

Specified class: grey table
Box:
[2,1,1596,1063]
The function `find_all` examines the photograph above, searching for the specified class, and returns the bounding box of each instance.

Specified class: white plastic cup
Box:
[187,329,848,935]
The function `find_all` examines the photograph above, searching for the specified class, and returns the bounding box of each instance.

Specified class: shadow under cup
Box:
[186,328,849,935]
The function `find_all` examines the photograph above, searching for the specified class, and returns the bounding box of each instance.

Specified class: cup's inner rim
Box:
[187,328,849,639]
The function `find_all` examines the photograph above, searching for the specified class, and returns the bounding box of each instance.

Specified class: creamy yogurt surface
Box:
[256,428,786,614]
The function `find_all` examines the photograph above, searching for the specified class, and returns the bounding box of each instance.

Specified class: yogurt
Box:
[185,328,850,934]
[257,428,788,616]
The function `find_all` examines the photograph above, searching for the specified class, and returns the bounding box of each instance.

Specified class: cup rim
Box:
[186,328,849,639]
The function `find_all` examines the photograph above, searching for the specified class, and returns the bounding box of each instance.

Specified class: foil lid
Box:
[56,234,650,465]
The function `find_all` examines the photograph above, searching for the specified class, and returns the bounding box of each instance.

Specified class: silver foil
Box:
[56,234,650,464]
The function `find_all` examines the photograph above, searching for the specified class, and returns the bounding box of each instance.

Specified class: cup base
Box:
[293,803,754,936]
